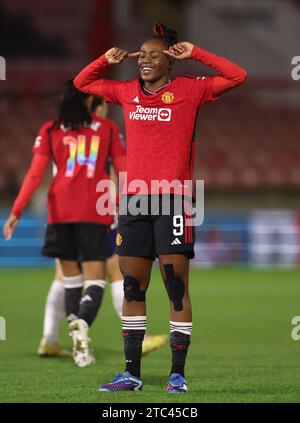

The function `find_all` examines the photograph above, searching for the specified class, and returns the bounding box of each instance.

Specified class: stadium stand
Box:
[0,0,299,268]
[196,100,300,189]
[1,0,91,59]
[1,2,299,199]
[0,97,299,199]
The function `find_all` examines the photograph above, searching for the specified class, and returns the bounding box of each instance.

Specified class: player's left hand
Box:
[3,214,18,240]
[163,42,194,60]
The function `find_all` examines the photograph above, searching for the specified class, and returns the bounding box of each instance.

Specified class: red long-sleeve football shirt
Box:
[74,45,247,195]
[11,116,126,224]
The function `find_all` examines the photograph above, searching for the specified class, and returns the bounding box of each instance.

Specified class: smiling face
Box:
[138,38,172,86]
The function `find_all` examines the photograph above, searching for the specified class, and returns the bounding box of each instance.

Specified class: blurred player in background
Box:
[75,22,247,391]
[3,81,126,367]
[36,96,110,359]
[7,94,166,360]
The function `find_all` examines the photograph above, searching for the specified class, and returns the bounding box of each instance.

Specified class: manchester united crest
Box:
[162,91,174,104]
[116,233,123,246]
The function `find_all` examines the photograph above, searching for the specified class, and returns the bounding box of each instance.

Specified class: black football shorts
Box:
[116,195,195,260]
[42,222,113,262]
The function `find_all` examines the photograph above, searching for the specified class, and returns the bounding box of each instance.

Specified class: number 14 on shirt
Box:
[63,135,100,178]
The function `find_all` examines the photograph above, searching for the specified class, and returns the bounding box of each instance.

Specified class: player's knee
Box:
[60,260,81,276]
[164,264,185,312]
[123,276,146,302]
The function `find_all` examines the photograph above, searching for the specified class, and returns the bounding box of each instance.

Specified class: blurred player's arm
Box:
[74,48,138,104]
[3,153,49,240]
[110,124,126,205]
[108,123,127,210]
[109,123,126,174]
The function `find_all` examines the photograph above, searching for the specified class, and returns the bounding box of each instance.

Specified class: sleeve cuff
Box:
[11,207,22,219]
[190,45,204,61]
[97,55,110,66]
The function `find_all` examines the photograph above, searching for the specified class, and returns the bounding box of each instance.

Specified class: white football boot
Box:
[69,319,95,367]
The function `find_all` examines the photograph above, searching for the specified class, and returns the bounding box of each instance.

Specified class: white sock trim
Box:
[170,321,192,336]
[122,315,147,331]
[84,279,106,289]
[63,274,83,289]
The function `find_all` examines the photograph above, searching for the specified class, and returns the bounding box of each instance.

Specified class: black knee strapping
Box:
[164,264,185,311]
[123,276,146,302]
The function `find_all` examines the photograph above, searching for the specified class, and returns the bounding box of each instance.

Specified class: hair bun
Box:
[153,22,178,45]
[153,23,166,36]
[166,27,178,45]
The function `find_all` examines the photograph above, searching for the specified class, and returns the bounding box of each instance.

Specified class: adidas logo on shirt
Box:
[171,238,181,245]
[133,96,140,103]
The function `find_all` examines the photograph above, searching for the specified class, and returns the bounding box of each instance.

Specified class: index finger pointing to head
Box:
[163,50,176,58]
[128,52,140,57]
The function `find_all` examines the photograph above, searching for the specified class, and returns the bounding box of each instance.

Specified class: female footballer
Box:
[74,23,247,392]
[3,81,125,368]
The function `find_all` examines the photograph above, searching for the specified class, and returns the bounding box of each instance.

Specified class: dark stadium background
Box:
[1,0,299,267]
[0,0,300,404]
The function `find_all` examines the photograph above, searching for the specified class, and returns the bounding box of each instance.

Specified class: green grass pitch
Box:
[0,267,300,403]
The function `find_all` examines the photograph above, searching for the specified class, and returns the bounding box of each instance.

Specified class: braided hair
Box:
[53,79,91,130]
[151,23,178,48]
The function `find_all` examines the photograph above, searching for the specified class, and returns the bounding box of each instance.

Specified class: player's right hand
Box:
[105,47,139,65]
[3,214,18,240]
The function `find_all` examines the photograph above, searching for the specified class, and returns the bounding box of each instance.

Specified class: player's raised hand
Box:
[3,215,18,240]
[163,42,194,60]
[105,48,140,65]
